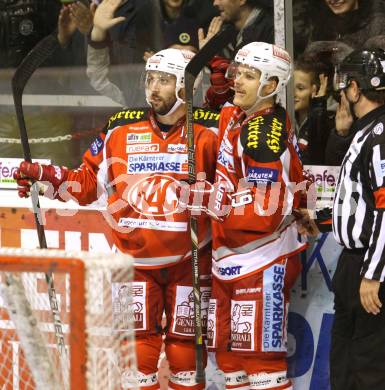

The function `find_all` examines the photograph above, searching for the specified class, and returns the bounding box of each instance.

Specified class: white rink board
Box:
[0,193,340,389]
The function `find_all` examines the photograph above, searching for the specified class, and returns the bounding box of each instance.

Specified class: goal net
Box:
[0,248,138,390]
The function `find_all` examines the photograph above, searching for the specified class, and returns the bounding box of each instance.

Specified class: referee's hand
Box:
[359,278,382,315]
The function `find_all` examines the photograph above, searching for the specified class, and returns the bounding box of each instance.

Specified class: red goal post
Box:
[0,248,137,389]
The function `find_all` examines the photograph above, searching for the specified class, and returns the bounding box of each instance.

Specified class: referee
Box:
[331,49,385,390]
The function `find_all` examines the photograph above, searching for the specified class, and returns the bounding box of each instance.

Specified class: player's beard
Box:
[150,93,178,116]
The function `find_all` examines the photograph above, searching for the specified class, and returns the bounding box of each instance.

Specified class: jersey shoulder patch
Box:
[104,107,150,132]
[89,135,105,156]
[193,107,220,128]
[240,105,287,163]
[371,115,385,145]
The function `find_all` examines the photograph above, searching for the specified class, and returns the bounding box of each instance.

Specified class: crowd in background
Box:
[1,0,385,166]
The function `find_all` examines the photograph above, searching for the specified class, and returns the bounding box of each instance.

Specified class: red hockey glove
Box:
[204,56,234,110]
[178,179,232,221]
[13,161,68,199]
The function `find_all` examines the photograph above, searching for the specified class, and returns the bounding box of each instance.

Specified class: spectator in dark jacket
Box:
[134,0,216,62]
[212,0,274,58]
[294,57,334,165]
[295,0,385,56]
[0,0,60,67]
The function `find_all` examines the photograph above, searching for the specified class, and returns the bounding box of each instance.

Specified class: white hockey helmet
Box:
[227,42,292,100]
[145,48,195,107]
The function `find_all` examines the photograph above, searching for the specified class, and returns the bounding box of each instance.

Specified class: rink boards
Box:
[0,189,339,390]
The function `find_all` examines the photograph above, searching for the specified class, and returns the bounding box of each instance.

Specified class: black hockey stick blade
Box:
[12,33,59,162]
[185,24,236,184]
[184,24,236,384]
[12,33,59,248]
[11,34,69,373]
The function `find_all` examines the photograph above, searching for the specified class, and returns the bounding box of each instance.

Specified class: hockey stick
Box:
[11,33,69,387]
[185,24,236,383]
[12,33,59,246]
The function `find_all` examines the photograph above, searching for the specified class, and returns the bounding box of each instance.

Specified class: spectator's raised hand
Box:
[58,6,77,47]
[313,74,328,98]
[143,50,155,63]
[68,1,95,35]
[91,0,126,42]
[335,91,354,136]
[198,16,223,49]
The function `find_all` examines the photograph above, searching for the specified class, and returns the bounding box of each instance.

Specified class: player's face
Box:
[233,64,261,111]
[294,70,316,114]
[213,0,241,23]
[325,0,358,14]
[145,71,178,115]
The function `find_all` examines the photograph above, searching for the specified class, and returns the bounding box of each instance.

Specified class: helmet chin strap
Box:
[145,90,185,118]
[156,98,184,118]
[244,83,277,116]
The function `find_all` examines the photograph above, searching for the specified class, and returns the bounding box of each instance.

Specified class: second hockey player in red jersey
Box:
[14,48,218,390]
[186,42,307,389]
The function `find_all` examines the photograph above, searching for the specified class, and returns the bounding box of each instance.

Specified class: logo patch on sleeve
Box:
[89,136,104,156]
[247,167,278,184]
[373,123,384,136]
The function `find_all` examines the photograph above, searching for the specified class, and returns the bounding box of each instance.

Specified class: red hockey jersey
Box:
[63,107,218,268]
[212,104,306,281]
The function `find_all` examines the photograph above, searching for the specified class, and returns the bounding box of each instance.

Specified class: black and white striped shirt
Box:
[333,105,385,282]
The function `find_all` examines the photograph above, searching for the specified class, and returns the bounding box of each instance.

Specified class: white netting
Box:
[0,248,137,390]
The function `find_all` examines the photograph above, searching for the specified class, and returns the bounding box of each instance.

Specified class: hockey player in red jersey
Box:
[14,48,218,390]
[187,42,307,389]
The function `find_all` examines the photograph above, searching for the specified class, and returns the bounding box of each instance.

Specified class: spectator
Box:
[0,0,90,68]
[294,57,334,165]
[55,2,94,67]
[212,0,274,59]
[88,0,137,64]
[87,0,200,105]
[133,0,214,62]
[143,16,200,61]
[295,0,385,56]
[0,0,60,68]
[88,0,206,64]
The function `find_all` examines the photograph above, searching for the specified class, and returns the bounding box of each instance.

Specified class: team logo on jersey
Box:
[207,300,217,348]
[127,174,180,216]
[112,282,146,331]
[247,167,278,184]
[127,153,188,174]
[266,117,283,154]
[172,286,210,336]
[127,133,152,144]
[126,144,159,153]
[89,136,104,156]
[262,263,286,352]
[218,138,235,171]
[231,301,255,351]
[168,144,187,153]
[108,110,145,127]
[373,123,384,135]
[246,116,263,149]
[193,108,220,122]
